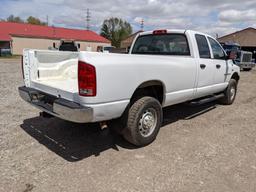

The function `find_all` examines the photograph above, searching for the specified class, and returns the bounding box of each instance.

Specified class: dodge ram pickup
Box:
[19,29,240,146]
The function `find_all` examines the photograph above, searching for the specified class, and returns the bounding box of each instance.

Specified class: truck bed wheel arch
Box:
[130,80,166,106]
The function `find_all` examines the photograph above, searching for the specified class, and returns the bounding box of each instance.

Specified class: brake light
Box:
[21,56,24,79]
[153,29,167,35]
[78,61,96,96]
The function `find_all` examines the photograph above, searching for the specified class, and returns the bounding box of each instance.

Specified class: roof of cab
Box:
[138,29,212,38]
[139,29,186,36]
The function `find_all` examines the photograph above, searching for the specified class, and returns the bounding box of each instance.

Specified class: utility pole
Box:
[52,25,56,37]
[46,15,49,26]
[140,19,144,31]
[86,9,91,30]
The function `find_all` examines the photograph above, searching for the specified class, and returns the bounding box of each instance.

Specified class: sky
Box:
[0,0,256,37]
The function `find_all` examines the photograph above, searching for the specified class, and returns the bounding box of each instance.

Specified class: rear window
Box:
[131,34,190,56]
[59,43,78,52]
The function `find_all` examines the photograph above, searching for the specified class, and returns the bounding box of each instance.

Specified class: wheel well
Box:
[131,81,165,105]
[231,72,240,82]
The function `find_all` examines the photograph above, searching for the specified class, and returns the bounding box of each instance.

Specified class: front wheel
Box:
[123,97,163,147]
[219,79,237,105]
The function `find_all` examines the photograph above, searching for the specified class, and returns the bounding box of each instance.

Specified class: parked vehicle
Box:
[19,29,240,146]
[58,40,80,52]
[221,42,255,71]
[0,48,12,56]
[97,46,115,53]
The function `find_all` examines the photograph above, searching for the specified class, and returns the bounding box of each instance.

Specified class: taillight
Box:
[153,29,167,35]
[21,56,24,79]
[78,61,96,97]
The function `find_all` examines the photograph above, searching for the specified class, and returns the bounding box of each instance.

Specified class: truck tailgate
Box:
[23,49,79,101]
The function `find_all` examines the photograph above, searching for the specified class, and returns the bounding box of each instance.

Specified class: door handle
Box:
[200,64,206,69]
[216,64,221,69]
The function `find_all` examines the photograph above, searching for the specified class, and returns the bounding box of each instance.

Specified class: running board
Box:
[189,93,225,106]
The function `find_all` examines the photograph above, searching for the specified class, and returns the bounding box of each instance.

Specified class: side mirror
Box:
[227,51,237,60]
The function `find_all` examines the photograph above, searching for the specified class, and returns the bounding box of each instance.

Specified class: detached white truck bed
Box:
[19,29,240,146]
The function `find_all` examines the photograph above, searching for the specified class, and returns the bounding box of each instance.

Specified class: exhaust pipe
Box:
[99,121,108,130]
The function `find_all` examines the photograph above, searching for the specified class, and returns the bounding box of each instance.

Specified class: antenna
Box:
[140,19,144,31]
[86,9,91,30]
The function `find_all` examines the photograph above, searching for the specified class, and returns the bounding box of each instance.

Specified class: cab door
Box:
[207,37,229,93]
[194,34,215,98]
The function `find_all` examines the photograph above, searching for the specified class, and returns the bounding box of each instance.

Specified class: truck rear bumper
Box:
[18,86,93,123]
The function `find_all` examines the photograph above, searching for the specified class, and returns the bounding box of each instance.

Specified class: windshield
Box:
[222,45,240,52]
[132,34,190,56]
[103,47,113,51]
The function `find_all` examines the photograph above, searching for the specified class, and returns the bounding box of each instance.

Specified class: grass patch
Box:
[0,55,21,59]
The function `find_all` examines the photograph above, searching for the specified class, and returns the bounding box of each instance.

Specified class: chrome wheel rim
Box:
[139,108,157,137]
[230,86,236,101]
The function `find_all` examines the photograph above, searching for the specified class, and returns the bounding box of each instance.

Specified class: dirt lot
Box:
[0,58,256,192]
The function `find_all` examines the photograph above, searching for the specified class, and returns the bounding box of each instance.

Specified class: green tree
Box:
[100,17,132,48]
[26,16,46,25]
[6,15,24,23]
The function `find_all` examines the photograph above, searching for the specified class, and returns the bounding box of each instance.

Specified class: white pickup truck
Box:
[19,29,240,146]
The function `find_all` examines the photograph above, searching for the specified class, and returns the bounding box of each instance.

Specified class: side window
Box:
[195,34,211,59]
[208,37,225,59]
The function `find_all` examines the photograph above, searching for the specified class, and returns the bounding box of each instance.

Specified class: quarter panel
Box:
[78,52,197,106]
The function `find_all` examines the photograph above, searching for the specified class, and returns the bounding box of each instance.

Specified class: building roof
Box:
[0,32,12,41]
[0,21,110,43]
[122,31,143,43]
[218,27,256,47]
[121,31,143,48]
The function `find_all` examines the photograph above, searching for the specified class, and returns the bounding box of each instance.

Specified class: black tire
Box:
[219,79,237,105]
[243,68,252,71]
[122,96,163,147]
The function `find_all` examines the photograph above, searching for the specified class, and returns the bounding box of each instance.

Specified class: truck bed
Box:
[23,50,79,100]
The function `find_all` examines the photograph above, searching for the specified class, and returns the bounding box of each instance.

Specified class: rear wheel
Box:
[219,79,237,105]
[122,96,163,147]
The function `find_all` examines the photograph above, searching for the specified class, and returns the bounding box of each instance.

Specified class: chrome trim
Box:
[19,86,93,123]
[139,108,157,137]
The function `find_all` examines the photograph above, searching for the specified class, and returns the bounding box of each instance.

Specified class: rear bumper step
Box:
[18,86,93,123]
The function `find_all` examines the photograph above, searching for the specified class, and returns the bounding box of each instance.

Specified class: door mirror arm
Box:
[226,51,237,60]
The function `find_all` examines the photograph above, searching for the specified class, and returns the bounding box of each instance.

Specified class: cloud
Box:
[219,9,256,23]
[0,0,256,37]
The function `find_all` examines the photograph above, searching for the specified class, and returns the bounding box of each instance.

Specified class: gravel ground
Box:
[0,58,256,192]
